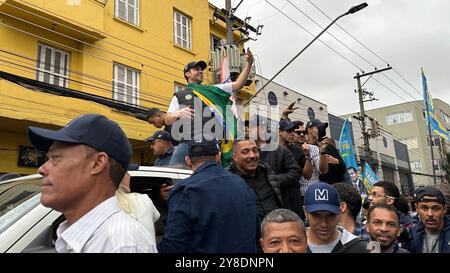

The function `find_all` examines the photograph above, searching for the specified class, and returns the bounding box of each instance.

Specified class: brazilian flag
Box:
[187,83,237,167]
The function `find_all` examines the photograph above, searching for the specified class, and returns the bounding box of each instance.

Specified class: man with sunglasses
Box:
[406,186,449,253]
[279,120,306,171]
[293,121,307,146]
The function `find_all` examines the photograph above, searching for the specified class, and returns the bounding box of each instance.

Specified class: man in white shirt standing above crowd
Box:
[29,114,157,253]
[166,49,254,165]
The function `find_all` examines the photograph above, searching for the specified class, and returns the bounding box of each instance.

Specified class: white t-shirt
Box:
[167,83,233,113]
[423,231,440,253]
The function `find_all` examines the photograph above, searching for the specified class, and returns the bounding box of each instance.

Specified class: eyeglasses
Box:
[369,192,396,199]
[296,130,307,135]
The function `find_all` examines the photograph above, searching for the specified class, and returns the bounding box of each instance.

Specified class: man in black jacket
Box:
[249,116,302,218]
[278,119,306,171]
[227,139,283,220]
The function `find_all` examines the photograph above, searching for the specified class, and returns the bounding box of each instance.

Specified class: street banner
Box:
[339,118,359,172]
[362,162,379,193]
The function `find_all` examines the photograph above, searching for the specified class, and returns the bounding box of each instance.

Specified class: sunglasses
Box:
[296,130,307,135]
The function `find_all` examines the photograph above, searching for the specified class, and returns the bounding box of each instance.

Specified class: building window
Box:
[399,137,419,149]
[36,44,69,87]
[410,160,423,172]
[113,63,140,105]
[174,82,186,93]
[174,10,192,50]
[210,35,221,51]
[267,91,278,106]
[386,110,413,125]
[307,107,315,120]
[115,0,139,26]
[440,110,450,125]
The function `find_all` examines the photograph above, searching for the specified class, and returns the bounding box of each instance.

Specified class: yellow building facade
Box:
[0,0,250,174]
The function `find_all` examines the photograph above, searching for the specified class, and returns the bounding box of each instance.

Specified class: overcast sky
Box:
[209,0,450,116]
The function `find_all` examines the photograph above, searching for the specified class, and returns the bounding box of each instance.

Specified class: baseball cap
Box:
[304,182,341,215]
[183,61,207,74]
[28,114,132,170]
[414,186,446,204]
[146,130,172,142]
[279,119,295,131]
[305,119,328,130]
[188,138,220,158]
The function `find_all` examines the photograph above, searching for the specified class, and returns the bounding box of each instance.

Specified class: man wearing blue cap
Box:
[146,130,174,166]
[28,114,156,253]
[304,182,368,253]
[158,138,258,253]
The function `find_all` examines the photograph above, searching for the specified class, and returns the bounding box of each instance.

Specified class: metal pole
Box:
[225,0,234,44]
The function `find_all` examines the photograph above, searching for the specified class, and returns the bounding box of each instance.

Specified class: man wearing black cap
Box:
[146,130,174,166]
[279,119,306,171]
[158,138,258,253]
[305,119,346,184]
[28,114,156,253]
[166,50,254,165]
[406,186,449,253]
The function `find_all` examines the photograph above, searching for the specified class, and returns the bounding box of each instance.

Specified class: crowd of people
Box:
[27,56,450,253]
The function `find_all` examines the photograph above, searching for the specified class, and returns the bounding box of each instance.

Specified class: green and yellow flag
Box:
[187,83,237,167]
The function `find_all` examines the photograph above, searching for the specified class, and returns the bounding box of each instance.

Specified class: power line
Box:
[8,0,201,71]
[303,0,425,102]
[0,56,172,107]
[0,11,191,83]
[286,0,378,69]
[0,49,174,105]
[0,96,150,133]
[264,0,364,72]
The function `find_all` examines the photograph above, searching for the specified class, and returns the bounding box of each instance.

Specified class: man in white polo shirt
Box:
[29,114,157,253]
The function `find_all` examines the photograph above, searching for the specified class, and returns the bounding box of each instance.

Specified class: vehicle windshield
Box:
[0,177,43,233]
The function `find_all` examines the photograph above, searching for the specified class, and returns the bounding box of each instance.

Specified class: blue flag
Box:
[422,68,449,141]
[362,162,379,193]
[339,118,358,172]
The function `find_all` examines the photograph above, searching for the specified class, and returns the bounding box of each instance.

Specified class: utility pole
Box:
[354,66,392,169]
[225,0,234,44]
